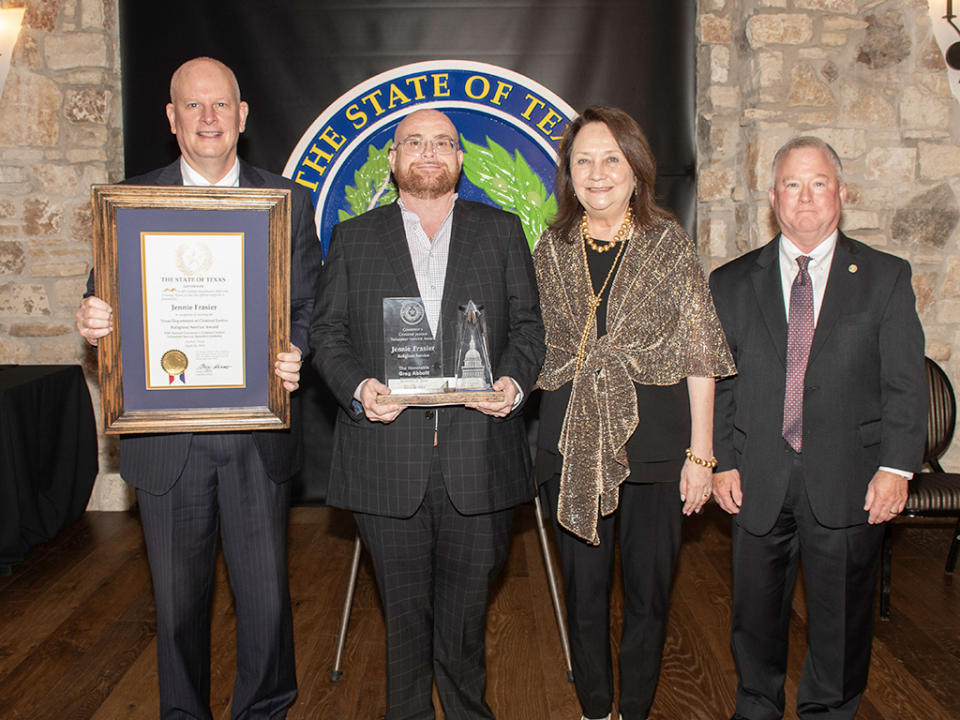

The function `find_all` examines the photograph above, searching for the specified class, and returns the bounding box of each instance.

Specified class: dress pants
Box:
[546,472,683,720]
[354,451,514,720]
[136,433,296,720]
[730,452,884,720]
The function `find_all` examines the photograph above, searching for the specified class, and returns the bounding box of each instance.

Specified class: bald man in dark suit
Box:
[77,57,322,720]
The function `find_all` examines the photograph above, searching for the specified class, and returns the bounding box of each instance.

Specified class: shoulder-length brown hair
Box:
[549,105,671,241]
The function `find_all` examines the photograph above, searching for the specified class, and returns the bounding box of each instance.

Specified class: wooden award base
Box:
[376,390,505,406]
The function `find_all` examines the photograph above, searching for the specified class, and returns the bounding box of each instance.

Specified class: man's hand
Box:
[465,376,518,417]
[275,343,304,392]
[712,468,743,515]
[864,469,908,524]
[359,378,404,423]
[76,296,113,346]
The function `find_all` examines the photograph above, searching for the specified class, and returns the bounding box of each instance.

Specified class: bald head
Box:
[170,57,241,105]
[165,56,248,184]
[393,108,457,144]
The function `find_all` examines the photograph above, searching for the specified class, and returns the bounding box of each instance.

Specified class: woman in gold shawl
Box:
[534,106,735,720]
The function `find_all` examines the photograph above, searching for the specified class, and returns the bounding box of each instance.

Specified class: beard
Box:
[394,162,458,199]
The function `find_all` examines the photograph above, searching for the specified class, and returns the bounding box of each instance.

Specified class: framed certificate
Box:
[91,185,291,434]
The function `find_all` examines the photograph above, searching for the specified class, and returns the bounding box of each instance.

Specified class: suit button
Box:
[425,410,435,420]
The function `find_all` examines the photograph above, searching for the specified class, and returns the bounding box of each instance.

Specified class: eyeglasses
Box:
[394,136,458,155]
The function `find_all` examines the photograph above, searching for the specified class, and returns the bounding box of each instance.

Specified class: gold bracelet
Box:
[685,447,718,469]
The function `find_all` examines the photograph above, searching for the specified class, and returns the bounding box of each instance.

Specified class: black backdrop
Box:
[119,0,697,502]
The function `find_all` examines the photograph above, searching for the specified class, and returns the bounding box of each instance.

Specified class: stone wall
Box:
[698,0,960,471]
[0,1,957,512]
[0,0,127,508]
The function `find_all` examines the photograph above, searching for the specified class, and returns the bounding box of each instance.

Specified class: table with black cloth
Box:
[0,365,98,575]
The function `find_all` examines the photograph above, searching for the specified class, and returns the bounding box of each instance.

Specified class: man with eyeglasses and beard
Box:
[310,108,544,720]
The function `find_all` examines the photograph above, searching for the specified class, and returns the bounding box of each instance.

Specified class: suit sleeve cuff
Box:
[353,379,369,402]
[507,377,523,409]
[880,466,913,479]
[350,379,374,418]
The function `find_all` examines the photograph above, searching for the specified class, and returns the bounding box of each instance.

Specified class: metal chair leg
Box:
[532,493,574,682]
[880,523,893,620]
[330,532,363,682]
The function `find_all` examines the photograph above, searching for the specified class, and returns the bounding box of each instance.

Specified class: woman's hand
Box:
[679,459,713,516]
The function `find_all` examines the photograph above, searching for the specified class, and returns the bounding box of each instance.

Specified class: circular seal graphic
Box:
[284,60,577,257]
[175,241,213,276]
[400,301,425,326]
[161,349,188,375]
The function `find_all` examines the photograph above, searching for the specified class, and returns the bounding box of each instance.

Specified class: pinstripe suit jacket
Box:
[310,199,545,518]
[96,159,323,494]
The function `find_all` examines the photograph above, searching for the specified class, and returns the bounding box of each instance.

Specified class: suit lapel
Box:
[380,202,421,298]
[439,200,478,368]
[808,232,857,364]
[751,237,788,367]
[440,200,477,320]
[238,160,262,188]
[154,159,183,186]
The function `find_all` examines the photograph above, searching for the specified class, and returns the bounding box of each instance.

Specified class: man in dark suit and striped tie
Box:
[310,108,545,720]
[708,136,927,720]
[76,57,322,719]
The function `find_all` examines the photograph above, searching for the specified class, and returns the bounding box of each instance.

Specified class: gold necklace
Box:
[574,215,631,375]
[581,208,634,253]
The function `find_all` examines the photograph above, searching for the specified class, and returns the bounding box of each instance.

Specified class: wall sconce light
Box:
[0,7,25,99]
[932,2,960,102]
[944,1,960,68]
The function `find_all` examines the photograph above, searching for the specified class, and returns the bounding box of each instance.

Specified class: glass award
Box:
[379,298,504,405]
[454,300,494,390]
[382,297,447,393]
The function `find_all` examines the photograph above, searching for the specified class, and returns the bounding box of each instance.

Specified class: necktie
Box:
[782,255,814,452]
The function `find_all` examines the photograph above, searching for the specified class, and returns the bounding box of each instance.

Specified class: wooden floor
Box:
[0,504,958,719]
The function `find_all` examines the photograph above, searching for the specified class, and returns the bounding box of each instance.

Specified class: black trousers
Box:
[546,472,683,720]
[730,453,884,720]
[354,451,514,720]
[136,433,296,720]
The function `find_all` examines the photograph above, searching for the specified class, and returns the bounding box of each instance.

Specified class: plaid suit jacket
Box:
[310,199,545,518]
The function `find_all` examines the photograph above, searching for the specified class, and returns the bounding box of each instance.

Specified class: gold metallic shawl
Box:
[533,217,735,544]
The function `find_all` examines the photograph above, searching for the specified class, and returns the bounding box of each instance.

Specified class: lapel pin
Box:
[848,263,858,273]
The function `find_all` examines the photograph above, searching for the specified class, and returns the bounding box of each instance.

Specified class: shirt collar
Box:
[779,228,838,269]
[397,193,458,221]
[179,157,241,187]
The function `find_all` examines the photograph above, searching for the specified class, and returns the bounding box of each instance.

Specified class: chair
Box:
[329,491,574,682]
[880,356,960,619]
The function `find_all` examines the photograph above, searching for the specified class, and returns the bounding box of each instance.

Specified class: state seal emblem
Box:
[284,60,577,256]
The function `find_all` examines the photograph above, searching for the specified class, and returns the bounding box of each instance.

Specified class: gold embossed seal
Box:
[161,349,188,375]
